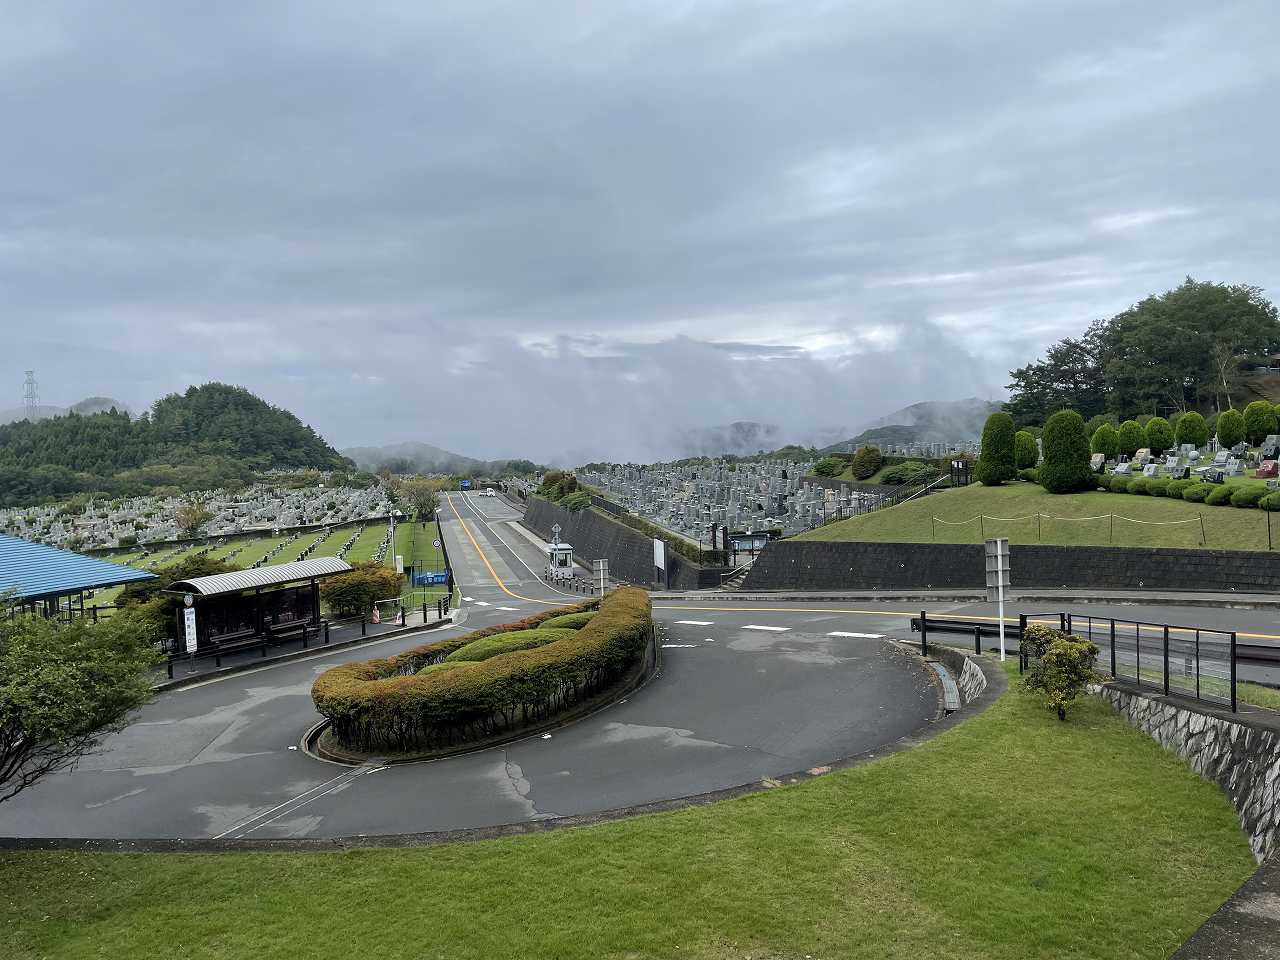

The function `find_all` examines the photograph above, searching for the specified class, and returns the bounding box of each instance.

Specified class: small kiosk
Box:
[544,523,575,581]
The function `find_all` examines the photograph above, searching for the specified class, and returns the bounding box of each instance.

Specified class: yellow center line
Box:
[653,604,1280,642]
[446,494,562,606]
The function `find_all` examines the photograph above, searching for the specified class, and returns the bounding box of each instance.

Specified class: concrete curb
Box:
[0,639,1006,854]
[650,589,1280,610]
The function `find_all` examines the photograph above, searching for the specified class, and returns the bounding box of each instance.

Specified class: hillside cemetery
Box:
[576,458,892,539]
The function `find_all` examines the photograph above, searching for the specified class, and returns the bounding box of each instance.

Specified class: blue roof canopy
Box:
[0,534,156,601]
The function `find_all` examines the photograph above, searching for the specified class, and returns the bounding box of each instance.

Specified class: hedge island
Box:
[311,587,654,755]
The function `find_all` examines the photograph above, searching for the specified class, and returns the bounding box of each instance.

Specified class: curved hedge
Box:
[542,611,596,630]
[312,588,653,753]
[444,627,578,664]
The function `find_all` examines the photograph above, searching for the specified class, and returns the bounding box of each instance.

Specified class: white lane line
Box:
[743,624,790,632]
[828,631,885,638]
[703,637,715,643]
[472,601,491,606]
[662,644,699,648]
[674,620,714,626]
[462,596,475,602]
[496,606,520,612]
[212,769,356,839]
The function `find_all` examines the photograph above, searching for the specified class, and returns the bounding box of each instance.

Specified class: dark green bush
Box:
[1018,467,1039,483]
[813,456,846,478]
[849,446,883,480]
[319,562,403,618]
[313,590,651,753]
[1108,475,1131,493]
[1205,485,1234,506]
[1117,420,1145,458]
[880,461,937,485]
[1039,410,1092,494]
[1145,477,1170,497]
[1165,478,1196,500]
[1127,477,1150,495]
[1174,412,1209,448]
[1217,409,1246,449]
[1014,431,1038,470]
[1244,400,1278,446]
[1181,483,1212,503]
[445,627,578,663]
[1230,485,1268,508]
[561,490,592,512]
[1260,491,1280,511]
[1144,417,1174,453]
[975,412,1016,486]
[542,612,596,630]
[1090,423,1120,460]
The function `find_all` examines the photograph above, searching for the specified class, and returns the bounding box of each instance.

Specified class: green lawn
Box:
[0,666,1252,960]
[343,522,392,564]
[799,480,1280,550]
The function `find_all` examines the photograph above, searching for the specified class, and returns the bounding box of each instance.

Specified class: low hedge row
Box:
[312,588,653,753]
[1104,475,1278,509]
[442,627,579,665]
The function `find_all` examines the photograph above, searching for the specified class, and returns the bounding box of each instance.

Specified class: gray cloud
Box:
[2,1,1278,462]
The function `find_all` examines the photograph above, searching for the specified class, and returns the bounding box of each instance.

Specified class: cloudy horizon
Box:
[4,1,1279,463]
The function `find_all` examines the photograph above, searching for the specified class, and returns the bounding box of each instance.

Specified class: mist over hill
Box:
[0,395,130,425]
[820,398,1002,453]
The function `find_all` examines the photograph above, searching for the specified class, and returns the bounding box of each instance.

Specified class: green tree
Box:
[319,563,403,618]
[1090,423,1120,459]
[400,478,441,521]
[1014,430,1038,469]
[1143,417,1174,453]
[1004,319,1109,426]
[1039,410,1093,494]
[0,610,159,802]
[1174,411,1209,448]
[812,456,845,478]
[1023,635,1100,721]
[1216,408,1246,449]
[175,499,213,538]
[974,412,1016,486]
[1117,420,1145,458]
[1243,400,1278,446]
[849,446,883,480]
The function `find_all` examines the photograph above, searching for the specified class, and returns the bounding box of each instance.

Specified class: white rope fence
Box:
[931,512,1209,544]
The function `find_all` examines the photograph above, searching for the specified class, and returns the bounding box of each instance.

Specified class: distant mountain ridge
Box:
[820,397,1001,453]
[342,440,537,477]
[0,395,130,425]
[671,421,784,458]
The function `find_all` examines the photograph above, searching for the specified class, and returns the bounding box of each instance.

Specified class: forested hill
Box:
[0,383,350,507]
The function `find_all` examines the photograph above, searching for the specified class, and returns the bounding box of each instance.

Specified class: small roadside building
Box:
[0,533,156,620]
[167,556,351,652]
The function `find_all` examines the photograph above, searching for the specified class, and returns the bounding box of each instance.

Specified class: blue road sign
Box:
[460,479,472,489]
[413,571,450,586]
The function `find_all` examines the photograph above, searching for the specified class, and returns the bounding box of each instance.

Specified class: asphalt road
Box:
[0,493,940,841]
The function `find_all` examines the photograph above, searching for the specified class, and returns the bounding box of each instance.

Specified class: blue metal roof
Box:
[0,534,156,601]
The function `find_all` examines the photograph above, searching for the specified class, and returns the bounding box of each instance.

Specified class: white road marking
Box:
[674,620,714,626]
[828,631,885,639]
[743,624,790,632]
[462,596,475,602]
[496,606,520,612]
[662,644,699,648]
[703,637,715,643]
[472,601,491,606]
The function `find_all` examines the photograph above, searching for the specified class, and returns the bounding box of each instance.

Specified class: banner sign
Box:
[413,570,450,586]
[183,607,198,654]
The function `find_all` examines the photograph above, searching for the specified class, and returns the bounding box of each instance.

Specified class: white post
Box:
[997,548,1006,662]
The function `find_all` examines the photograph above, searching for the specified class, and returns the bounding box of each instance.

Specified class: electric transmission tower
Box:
[22,370,39,418]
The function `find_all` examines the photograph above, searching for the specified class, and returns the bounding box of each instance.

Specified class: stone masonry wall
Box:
[1101,686,1280,862]
[742,539,1280,593]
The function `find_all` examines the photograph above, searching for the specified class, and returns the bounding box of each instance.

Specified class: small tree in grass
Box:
[0,609,159,802]
[1023,634,1100,721]
[1144,416,1174,454]
[849,446,883,480]
[1014,430,1038,470]
[1117,420,1145,458]
[1174,411,1209,448]
[1039,410,1093,493]
[975,412,1016,486]
[319,563,403,618]
[1090,423,1120,460]
[1244,400,1278,446]
[1216,408,1246,449]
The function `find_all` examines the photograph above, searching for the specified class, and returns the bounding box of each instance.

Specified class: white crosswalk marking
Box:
[674,620,714,626]
[828,631,885,639]
[743,624,789,632]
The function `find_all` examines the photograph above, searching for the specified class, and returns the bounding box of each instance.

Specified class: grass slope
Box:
[798,480,1279,550]
[0,668,1252,960]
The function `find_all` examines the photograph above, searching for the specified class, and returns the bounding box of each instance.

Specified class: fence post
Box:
[920,610,928,656]
[1162,625,1170,696]
[1018,614,1027,673]
[974,623,982,655]
[324,621,330,645]
[1230,632,1238,713]
[399,604,405,626]
[361,615,367,637]
[1109,620,1117,678]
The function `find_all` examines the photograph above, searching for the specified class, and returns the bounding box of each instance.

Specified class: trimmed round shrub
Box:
[1144,417,1174,453]
[1039,410,1093,494]
[1205,485,1235,506]
[1117,420,1145,458]
[1181,483,1212,503]
[1244,400,1279,446]
[1217,409,1246,449]
[541,611,596,630]
[975,412,1016,486]
[849,445,883,480]
[1108,475,1131,493]
[1145,477,1170,497]
[1014,431,1038,470]
[1127,477,1150,495]
[1174,411,1209,449]
[1260,491,1280,511]
[1090,423,1120,460]
[812,456,845,478]
[1165,478,1196,500]
[1230,484,1268,509]
[444,627,579,663]
[1018,467,1039,483]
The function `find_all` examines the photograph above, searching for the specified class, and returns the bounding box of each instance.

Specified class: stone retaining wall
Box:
[742,539,1280,594]
[926,643,989,705]
[1101,686,1280,862]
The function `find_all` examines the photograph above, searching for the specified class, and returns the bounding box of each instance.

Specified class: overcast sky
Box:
[3,1,1278,463]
